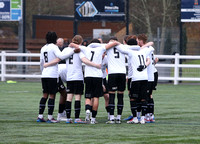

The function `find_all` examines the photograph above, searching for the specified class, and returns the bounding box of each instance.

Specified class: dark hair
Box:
[46,31,58,44]
[127,38,137,45]
[109,36,118,41]
[123,35,129,44]
[90,39,101,44]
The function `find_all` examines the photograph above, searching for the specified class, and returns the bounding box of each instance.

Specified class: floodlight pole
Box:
[179,0,182,80]
[74,1,78,36]
[23,0,26,54]
[126,0,129,35]
[22,0,26,74]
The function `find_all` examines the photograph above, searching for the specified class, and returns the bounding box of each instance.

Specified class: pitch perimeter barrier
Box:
[0,51,200,85]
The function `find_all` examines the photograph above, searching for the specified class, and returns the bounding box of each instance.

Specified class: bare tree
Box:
[129,0,179,54]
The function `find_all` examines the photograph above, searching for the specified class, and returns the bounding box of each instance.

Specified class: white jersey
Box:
[80,44,106,78]
[116,45,154,81]
[127,56,132,79]
[142,46,155,82]
[126,46,140,79]
[154,57,158,73]
[65,52,85,81]
[106,45,126,74]
[102,55,108,79]
[154,67,157,73]
[58,64,67,82]
[40,43,62,78]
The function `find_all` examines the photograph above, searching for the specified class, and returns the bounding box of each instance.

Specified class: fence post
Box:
[1,51,6,81]
[174,53,179,85]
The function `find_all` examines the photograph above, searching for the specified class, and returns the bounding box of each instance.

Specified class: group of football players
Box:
[36,31,158,124]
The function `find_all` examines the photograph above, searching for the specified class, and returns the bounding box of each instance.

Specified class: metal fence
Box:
[1,51,200,85]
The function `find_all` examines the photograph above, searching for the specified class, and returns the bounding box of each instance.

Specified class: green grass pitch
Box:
[0,81,200,144]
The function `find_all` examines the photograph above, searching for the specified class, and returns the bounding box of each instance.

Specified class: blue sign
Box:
[0,0,22,21]
[75,0,125,21]
[181,0,200,22]
[11,9,21,20]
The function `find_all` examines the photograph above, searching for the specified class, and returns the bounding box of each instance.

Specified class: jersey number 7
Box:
[90,51,95,61]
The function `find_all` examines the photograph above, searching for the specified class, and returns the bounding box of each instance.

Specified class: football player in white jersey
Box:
[37,32,76,123]
[115,38,154,124]
[56,38,67,122]
[65,35,101,124]
[101,52,110,120]
[137,34,156,123]
[122,36,154,121]
[69,39,119,124]
[43,36,101,124]
[105,37,127,124]
[153,57,159,91]
[56,64,67,121]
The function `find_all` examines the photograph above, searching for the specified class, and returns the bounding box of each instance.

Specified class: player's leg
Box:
[46,78,59,123]
[136,99,142,121]
[65,93,73,123]
[127,81,139,124]
[124,78,133,121]
[37,94,48,122]
[146,82,154,123]
[153,71,158,90]
[140,80,148,124]
[73,94,85,123]
[103,78,110,120]
[90,78,102,124]
[116,91,124,124]
[57,77,67,121]
[116,74,126,123]
[37,78,49,122]
[74,81,85,123]
[107,74,117,123]
[149,94,155,123]
[104,93,109,120]
[84,77,92,122]
[65,81,74,123]
[90,97,99,124]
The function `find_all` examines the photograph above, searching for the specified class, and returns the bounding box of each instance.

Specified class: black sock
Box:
[117,93,124,115]
[58,104,65,113]
[130,101,137,117]
[108,93,115,115]
[149,98,154,114]
[105,106,109,113]
[75,101,81,119]
[48,98,55,115]
[141,101,148,116]
[85,104,92,111]
[65,101,72,118]
[39,97,47,114]
[137,101,141,112]
[92,110,97,118]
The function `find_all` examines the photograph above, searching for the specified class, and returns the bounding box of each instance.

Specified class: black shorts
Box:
[66,81,84,95]
[130,80,148,100]
[57,77,66,92]
[108,73,126,92]
[85,77,103,99]
[41,78,58,95]
[153,72,158,90]
[147,82,154,99]
[103,78,109,94]
[127,78,132,91]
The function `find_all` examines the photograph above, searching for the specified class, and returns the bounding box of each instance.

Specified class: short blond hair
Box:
[72,35,83,45]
